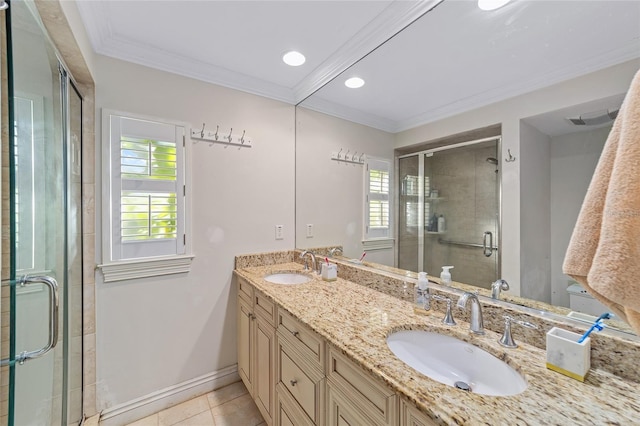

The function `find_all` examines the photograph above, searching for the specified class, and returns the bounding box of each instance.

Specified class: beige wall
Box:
[295,107,395,265]
[395,58,640,297]
[550,126,609,307]
[93,54,295,414]
[519,121,551,303]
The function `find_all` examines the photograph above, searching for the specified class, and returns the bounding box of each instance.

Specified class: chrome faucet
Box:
[491,279,510,300]
[300,250,319,274]
[457,292,485,335]
[498,315,538,348]
[329,247,343,258]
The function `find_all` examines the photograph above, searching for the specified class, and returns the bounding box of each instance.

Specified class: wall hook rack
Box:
[331,148,365,165]
[191,123,252,148]
[505,149,516,162]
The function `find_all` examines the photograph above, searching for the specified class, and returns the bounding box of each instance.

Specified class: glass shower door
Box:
[397,138,500,288]
[423,141,500,288]
[3,0,83,424]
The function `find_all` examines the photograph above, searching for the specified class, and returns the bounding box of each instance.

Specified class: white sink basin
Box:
[387,330,526,396]
[263,273,312,285]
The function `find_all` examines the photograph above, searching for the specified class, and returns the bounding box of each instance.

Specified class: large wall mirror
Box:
[295,0,640,335]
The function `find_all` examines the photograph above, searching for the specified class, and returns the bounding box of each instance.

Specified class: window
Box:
[364,158,393,246]
[100,110,192,282]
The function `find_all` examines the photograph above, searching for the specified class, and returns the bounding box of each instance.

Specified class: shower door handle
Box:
[0,276,59,366]
[483,231,493,257]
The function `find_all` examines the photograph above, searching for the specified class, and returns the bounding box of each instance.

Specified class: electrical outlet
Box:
[306,224,314,238]
[275,225,284,240]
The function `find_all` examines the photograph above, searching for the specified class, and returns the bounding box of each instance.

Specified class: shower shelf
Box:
[425,197,445,201]
[426,231,446,235]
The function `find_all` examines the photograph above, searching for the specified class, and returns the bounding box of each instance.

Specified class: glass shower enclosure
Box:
[397,138,500,289]
[1,0,83,424]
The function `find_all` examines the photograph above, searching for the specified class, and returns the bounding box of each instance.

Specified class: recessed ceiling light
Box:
[478,0,512,11]
[282,51,305,67]
[345,77,365,89]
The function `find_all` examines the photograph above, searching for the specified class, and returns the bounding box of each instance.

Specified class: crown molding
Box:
[292,0,443,104]
[75,1,113,53]
[301,96,396,133]
[97,34,296,104]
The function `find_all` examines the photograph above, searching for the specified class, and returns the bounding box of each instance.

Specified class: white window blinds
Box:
[107,114,186,262]
[365,158,392,240]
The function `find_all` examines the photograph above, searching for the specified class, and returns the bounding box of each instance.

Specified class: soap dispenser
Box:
[440,266,454,286]
[416,272,430,310]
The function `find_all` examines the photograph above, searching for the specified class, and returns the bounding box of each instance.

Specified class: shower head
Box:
[486,157,498,165]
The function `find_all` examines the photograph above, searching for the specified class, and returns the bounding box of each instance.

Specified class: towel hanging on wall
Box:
[563,69,640,335]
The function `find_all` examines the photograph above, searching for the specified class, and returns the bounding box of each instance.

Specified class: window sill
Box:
[362,238,394,251]
[98,255,195,283]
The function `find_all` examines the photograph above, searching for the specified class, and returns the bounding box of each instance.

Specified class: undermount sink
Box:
[263,273,312,285]
[387,330,526,396]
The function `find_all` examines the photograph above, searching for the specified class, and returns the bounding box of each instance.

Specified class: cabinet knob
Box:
[292,331,299,337]
[290,379,297,386]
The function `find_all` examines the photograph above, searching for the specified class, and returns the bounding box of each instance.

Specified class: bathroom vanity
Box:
[234,254,639,425]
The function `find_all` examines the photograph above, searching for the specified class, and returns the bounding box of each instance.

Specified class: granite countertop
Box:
[235,262,640,425]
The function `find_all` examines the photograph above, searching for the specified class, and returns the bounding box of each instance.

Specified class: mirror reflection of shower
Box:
[397,136,500,289]
[486,157,499,173]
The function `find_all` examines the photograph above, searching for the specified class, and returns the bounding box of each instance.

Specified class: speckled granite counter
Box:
[235,262,640,425]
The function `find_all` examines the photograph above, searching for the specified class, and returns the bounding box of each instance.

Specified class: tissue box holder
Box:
[321,263,337,281]
[546,327,590,382]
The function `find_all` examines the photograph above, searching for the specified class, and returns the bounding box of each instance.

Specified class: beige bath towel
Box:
[563,69,640,335]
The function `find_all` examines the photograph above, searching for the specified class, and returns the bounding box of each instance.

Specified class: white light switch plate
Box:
[275,225,284,240]
[306,224,314,238]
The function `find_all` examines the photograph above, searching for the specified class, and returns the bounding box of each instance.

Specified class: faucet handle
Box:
[492,279,510,299]
[432,295,456,326]
[498,315,538,348]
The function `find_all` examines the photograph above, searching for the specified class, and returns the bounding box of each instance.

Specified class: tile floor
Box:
[124,381,265,426]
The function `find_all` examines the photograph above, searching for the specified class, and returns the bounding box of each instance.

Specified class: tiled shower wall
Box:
[397,143,499,288]
[35,0,98,416]
[426,145,499,288]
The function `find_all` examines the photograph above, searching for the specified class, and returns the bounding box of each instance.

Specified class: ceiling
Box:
[76,0,640,133]
[76,0,440,103]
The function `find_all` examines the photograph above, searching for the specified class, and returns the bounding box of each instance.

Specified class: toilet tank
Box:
[566,282,609,317]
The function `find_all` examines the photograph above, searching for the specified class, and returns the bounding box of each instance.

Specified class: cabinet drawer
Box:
[276,383,314,426]
[279,347,323,424]
[237,276,254,302]
[327,347,397,426]
[255,290,276,326]
[277,308,324,369]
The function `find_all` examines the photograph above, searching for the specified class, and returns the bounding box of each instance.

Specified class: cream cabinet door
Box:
[327,380,375,426]
[399,398,439,426]
[238,296,253,392]
[254,315,275,422]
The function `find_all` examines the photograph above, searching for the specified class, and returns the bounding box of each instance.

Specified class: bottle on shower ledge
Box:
[429,213,438,232]
[437,214,446,233]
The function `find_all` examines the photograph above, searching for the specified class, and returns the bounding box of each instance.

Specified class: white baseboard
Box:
[99,364,239,426]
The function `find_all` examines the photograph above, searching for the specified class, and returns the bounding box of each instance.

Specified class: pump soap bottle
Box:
[415,272,430,310]
[440,266,454,286]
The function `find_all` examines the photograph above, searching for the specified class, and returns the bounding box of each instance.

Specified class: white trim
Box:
[98,255,194,283]
[362,238,394,251]
[99,365,240,426]
[101,109,193,269]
